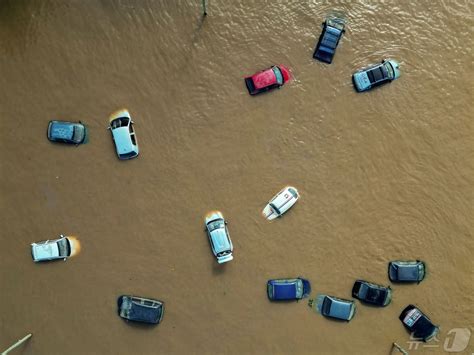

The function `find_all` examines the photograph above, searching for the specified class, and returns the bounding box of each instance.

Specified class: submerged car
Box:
[352,280,392,306]
[267,278,311,301]
[31,235,74,262]
[245,65,291,95]
[47,120,87,145]
[108,109,139,160]
[388,260,425,283]
[399,305,439,342]
[313,17,345,63]
[262,186,299,220]
[309,294,356,321]
[117,295,164,324]
[204,211,233,264]
[352,59,400,92]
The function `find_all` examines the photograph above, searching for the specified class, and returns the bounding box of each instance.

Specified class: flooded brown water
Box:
[1,1,473,354]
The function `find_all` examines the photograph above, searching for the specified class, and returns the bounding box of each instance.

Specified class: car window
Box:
[269,203,281,215]
[272,67,283,85]
[288,188,298,198]
[207,220,224,232]
[57,238,70,257]
[384,61,395,79]
[72,126,85,143]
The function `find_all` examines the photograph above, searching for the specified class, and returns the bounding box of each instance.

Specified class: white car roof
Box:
[32,241,60,261]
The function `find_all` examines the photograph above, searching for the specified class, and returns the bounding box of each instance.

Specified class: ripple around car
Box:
[262,186,299,220]
[108,109,139,160]
[205,211,233,264]
[117,295,164,325]
[31,235,74,262]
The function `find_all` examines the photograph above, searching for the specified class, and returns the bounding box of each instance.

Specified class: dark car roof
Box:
[389,261,422,281]
[367,65,389,84]
[313,20,345,63]
[324,296,353,319]
[49,121,75,140]
[118,296,163,324]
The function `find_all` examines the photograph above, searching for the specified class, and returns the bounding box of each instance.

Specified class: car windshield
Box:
[111,117,129,129]
[288,188,298,198]
[272,67,283,85]
[384,62,395,79]
[322,297,332,315]
[57,238,70,257]
[217,250,231,257]
[72,126,85,143]
[208,219,224,232]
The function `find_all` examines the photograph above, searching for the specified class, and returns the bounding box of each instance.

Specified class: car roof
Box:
[252,68,277,89]
[328,297,353,318]
[32,240,60,260]
[112,127,136,154]
[49,121,76,140]
[210,228,231,252]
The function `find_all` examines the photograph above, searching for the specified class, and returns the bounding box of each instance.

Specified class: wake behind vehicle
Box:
[388,260,426,283]
[31,235,74,262]
[399,305,439,342]
[352,59,400,92]
[309,294,356,321]
[313,17,345,63]
[108,109,139,160]
[117,295,164,324]
[204,211,233,264]
[245,65,291,95]
[267,278,311,301]
[262,186,299,220]
[47,120,87,145]
[352,280,392,306]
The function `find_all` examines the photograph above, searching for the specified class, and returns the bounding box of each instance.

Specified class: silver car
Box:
[31,235,74,262]
[204,211,233,264]
[309,294,356,321]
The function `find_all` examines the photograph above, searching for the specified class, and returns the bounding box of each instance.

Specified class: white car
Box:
[108,109,139,160]
[204,211,233,264]
[262,186,299,220]
[31,235,74,262]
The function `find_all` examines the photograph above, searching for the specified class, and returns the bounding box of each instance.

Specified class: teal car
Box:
[47,120,87,145]
[352,59,400,92]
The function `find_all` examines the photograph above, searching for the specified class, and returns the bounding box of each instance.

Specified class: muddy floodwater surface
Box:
[0,1,473,354]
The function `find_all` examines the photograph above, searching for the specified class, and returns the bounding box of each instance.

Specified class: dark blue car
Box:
[267,278,311,301]
[399,305,439,342]
[117,295,164,324]
[47,120,87,145]
[313,18,345,64]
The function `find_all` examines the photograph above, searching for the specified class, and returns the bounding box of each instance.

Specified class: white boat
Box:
[262,186,299,220]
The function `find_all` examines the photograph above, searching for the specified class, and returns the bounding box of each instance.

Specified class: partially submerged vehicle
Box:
[108,109,139,160]
[204,211,233,264]
[117,295,164,324]
[31,235,74,262]
[399,305,439,342]
[262,186,299,220]
[313,17,345,63]
[267,278,311,301]
[244,65,291,95]
[352,59,400,92]
[47,120,87,145]
[352,280,392,307]
[309,294,356,321]
[388,260,425,283]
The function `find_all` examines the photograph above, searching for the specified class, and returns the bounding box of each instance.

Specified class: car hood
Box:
[210,228,231,253]
[387,59,401,79]
[252,69,277,89]
[112,127,135,154]
[32,242,60,260]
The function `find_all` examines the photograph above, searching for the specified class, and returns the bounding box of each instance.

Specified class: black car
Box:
[388,260,426,283]
[313,18,345,64]
[352,280,392,306]
[47,120,87,145]
[117,295,164,324]
[399,305,439,342]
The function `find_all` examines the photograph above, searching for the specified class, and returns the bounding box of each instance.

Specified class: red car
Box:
[245,65,291,95]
